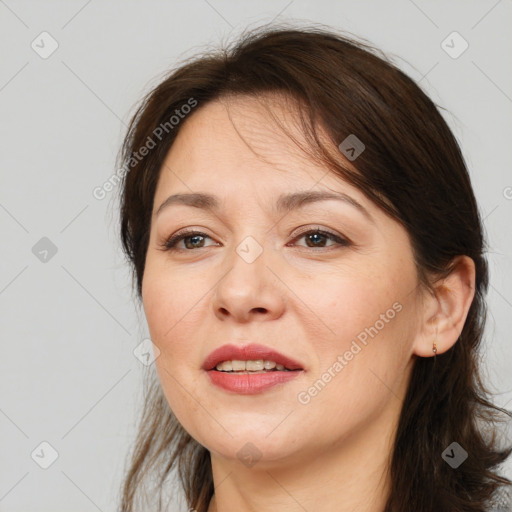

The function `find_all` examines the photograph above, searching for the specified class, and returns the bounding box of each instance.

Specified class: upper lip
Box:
[202,343,304,371]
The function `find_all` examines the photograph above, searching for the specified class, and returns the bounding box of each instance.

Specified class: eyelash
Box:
[159,227,351,252]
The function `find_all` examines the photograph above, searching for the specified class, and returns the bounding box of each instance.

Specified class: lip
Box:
[206,370,302,394]
[201,343,304,371]
[202,343,305,395]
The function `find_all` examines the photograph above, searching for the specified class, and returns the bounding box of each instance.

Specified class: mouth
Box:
[202,343,304,394]
[202,343,304,372]
[214,358,302,374]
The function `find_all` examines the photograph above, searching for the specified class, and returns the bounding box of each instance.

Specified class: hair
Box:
[116,23,512,512]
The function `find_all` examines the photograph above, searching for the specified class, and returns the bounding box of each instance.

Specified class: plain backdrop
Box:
[1,1,511,511]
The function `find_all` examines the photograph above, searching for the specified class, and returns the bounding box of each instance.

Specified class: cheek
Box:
[308,268,406,351]
[142,262,204,342]
[296,309,413,444]
[141,267,209,417]
[298,268,416,413]
[142,268,207,431]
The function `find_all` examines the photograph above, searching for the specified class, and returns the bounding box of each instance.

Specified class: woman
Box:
[116,24,512,512]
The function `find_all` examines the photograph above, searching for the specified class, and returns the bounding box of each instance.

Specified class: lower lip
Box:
[206,370,302,394]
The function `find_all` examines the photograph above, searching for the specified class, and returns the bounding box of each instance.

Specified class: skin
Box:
[141,94,476,512]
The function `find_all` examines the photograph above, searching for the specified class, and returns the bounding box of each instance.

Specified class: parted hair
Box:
[116,23,512,512]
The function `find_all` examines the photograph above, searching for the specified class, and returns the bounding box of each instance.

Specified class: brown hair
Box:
[116,23,512,512]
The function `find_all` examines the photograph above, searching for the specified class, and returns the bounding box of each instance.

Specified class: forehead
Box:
[156,94,363,199]
[172,95,313,169]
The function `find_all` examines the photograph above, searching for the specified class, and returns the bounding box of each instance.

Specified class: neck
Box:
[206,406,398,512]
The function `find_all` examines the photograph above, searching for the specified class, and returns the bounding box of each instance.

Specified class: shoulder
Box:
[488,485,512,511]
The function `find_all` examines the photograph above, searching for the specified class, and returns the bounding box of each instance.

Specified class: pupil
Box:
[186,235,203,249]
[307,233,325,247]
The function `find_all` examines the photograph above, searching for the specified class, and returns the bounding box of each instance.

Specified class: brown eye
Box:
[291,228,350,249]
[161,231,215,251]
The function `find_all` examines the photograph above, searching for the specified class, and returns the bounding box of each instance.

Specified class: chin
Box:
[205,436,304,468]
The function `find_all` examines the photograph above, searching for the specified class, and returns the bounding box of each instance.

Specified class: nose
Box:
[211,238,286,323]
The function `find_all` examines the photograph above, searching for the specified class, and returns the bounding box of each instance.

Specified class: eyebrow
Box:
[155,190,373,222]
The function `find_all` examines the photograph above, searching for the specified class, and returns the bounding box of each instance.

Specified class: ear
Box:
[413,255,476,357]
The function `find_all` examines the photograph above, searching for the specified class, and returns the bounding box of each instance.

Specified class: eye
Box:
[288,227,350,249]
[159,227,351,252]
[160,230,217,251]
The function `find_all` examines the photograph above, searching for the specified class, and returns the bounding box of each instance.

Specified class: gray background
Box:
[1,1,511,510]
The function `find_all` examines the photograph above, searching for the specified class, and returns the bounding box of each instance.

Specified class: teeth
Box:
[215,359,287,372]
[246,360,264,371]
[231,360,246,371]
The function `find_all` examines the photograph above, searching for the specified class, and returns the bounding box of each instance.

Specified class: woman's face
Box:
[142,95,427,466]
